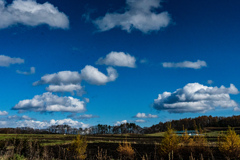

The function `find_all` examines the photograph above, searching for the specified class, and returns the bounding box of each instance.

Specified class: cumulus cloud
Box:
[153,83,239,113]
[16,67,35,75]
[33,65,118,94]
[33,71,82,86]
[134,113,158,118]
[0,111,8,116]
[81,65,118,85]
[96,52,136,68]
[0,0,69,29]
[49,119,89,128]
[162,60,207,69]
[67,114,99,120]
[0,55,24,67]
[114,120,127,126]
[12,92,86,113]
[93,0,171,33]
[46,84,83,95]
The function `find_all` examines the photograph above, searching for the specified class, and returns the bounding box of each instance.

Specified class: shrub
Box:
[218,126,240,159]
[117,141,135,160]
[69,134,88,160]
[159,125,179,157]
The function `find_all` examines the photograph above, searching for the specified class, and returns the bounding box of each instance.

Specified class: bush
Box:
[69,134,88,160]
[117,141,135,160]
[159,125,179,158]
[218,127,240,159]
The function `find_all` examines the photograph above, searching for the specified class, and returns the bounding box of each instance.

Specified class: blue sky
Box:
[0,0,240,129]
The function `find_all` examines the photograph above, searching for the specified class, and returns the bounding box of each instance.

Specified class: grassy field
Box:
[0,129,231,146]
[0,129,238,159]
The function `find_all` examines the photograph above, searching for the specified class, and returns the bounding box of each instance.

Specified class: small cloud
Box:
[46,84,83,95]
[16,67,35,75]
[207,80,214,85]
[153,83,239,113]
[133,113,158,118]
[0,0,69,29]
[7,115,35,120]
[114,120,127,126]
[67,114,99,120]
[81,65,118,85]
[162,60,207,69]
[96,52,136,68]
[135,119,146,123]
[92,0,171,33]
[140,58,149,64]
[0,55,24,67]
[0,111,8,116]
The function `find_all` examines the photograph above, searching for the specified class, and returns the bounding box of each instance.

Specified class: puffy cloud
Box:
[96,52,136,68]
[114,120,127,126]
[162,60,207,69]
[16,67,35,75]
[153,83,239,113]
[34,65,117,87]
[93,0,171,33]
[16,120,49,129]
[12,92,86,113]
[50,119,89,128]
[67,114,99,120]
[33,71,81,86]
[0,111,8,116]
[134,113,158,118]
[46,84,83,95]
[135,119,146,123]
[0,55,24,67]
[81,65,118,85]
[0,0,69,29]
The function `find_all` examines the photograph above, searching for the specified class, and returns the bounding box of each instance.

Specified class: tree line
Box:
[1,115,240,134]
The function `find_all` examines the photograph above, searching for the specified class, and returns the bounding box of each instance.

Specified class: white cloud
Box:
[134,113,158,118]
[114,120,127,126]
[153,83,239,113]
[93,0,171,33]
[135,119,146,123]
[67,114,99,120]
[46,84,83,95]
[50,119,89,128]
[17,120,49,129]
[7,115,34,120]
[33,71,82,86]
[0,111,8,116]
[96,52,136,68]
[16,67,35,75]
[0,0,69,29]
[162,60,207,69]
[12,92,86,113]
[81,65,118,85]
[0,55,24,67]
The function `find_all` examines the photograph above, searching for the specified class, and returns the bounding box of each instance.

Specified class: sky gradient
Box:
[1,0,240,129]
